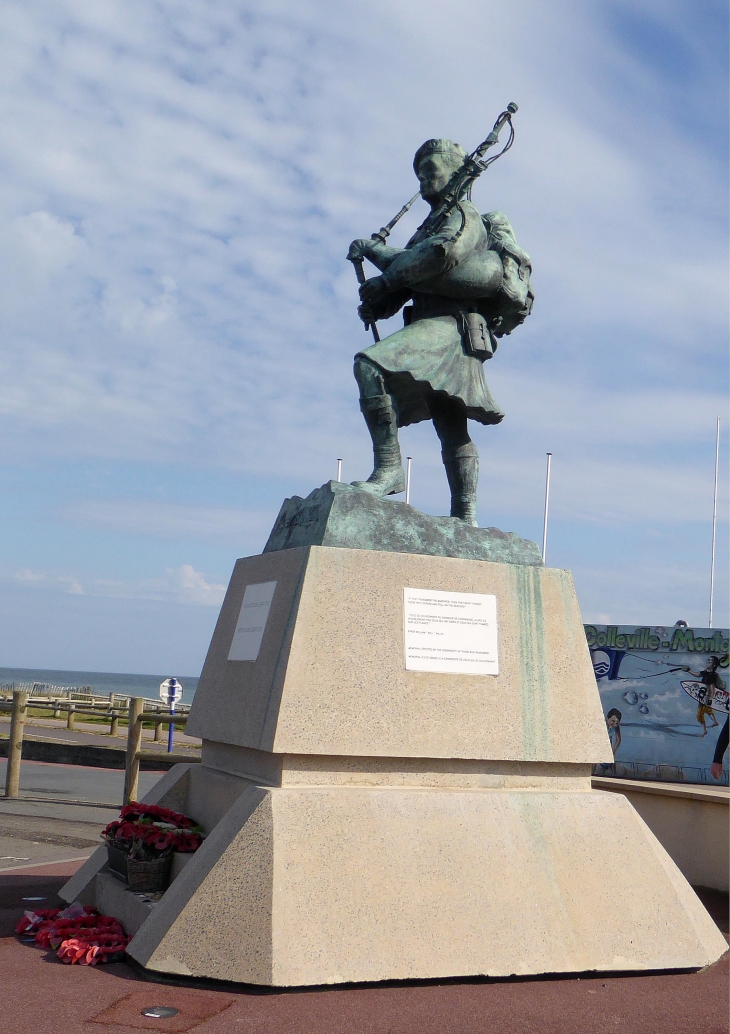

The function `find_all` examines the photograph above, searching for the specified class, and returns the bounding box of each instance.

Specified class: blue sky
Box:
[0,0,727,674]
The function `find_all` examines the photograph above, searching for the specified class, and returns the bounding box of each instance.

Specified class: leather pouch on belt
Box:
[459,312,495,361]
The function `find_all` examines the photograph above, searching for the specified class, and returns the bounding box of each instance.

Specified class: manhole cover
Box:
[141,1007,179,1019]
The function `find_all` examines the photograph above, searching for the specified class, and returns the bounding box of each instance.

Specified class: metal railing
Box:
[0,687,189,718]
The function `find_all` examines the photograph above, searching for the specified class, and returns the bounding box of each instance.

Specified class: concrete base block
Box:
[184,546,613,764]
[123,777,727,986]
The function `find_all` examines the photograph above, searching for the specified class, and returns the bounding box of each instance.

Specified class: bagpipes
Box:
[349,102,519,342]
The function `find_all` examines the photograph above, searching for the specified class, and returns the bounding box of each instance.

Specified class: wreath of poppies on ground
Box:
[16,905,128,966]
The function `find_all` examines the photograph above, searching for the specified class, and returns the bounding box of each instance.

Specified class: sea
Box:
[0,666,199,704]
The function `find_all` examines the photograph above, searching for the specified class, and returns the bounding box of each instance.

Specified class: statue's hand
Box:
[347,238,375,261]
[357,301,375,326]
[358,275,388,305]
[358,277,409,324]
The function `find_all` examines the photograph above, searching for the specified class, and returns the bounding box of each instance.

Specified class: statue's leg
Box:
[429,395,479,526]
[350,357,405,496]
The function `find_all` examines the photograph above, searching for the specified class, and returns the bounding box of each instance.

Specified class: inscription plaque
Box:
[228,581,277,662]
[403,587,499,675]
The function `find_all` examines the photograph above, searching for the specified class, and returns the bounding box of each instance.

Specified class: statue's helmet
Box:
[413,139,466,174]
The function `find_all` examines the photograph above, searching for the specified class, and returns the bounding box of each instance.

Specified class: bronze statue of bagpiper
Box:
[347,103,534,526]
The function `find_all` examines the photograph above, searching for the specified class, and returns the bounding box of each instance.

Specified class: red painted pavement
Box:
[1,859,728,1034]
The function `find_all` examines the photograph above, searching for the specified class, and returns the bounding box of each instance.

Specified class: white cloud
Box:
[65,499,273,550]
[576,556,716,628]
[103,275,178,334]
[0,0,724,479]
[15,568,83,595]
[11,564,225,607]
[6,210,85,278]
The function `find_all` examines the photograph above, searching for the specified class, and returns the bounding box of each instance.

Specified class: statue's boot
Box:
[443,442,479,525]
[351,394,406,496]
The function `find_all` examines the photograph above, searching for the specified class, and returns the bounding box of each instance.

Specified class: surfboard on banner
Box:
[680,680,729,715]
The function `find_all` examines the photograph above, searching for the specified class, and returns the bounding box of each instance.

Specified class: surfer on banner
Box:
[683,656,724,736]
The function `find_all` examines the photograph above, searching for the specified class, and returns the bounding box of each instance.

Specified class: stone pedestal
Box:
[61,527,727,984]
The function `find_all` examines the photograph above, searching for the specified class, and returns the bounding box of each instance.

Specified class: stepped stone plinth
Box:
[61,492,728,985]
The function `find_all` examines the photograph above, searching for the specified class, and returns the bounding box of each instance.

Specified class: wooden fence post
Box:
[109,712,119,737]
[154,719,164,742]
[67,703,76,730]
[123,697,144,805]
[5,690,27,798]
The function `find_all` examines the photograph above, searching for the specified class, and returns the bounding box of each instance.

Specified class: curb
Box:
[0,736,200,771]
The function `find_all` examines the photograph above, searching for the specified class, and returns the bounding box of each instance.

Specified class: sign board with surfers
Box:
[585,623,729,786]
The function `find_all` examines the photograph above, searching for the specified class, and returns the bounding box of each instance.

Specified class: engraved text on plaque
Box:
[403,587,499,675]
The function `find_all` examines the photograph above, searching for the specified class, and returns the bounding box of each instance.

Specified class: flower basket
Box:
[100,802,204,894]
[105,843,129,882]
[127,854,172,894]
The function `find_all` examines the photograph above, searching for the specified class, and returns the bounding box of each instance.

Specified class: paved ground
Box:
[0,760,164,870]
[0,859,727,1033]
[0,713,202,753]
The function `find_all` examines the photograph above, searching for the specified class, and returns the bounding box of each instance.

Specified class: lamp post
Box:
[542,453,552,564]
[709,417,720,627]
[159,677,183,754]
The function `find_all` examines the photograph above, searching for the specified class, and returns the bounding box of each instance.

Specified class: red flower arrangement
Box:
[15,904,129,965]
[102,801,204,861]
[118,802,197,828]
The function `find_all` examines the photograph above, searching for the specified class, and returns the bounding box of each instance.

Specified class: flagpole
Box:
[542,453,552,564]
[709,418,720,627]
[405,457,413,505]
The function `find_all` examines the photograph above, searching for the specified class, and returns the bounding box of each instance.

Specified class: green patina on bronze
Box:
[264,481,543,566]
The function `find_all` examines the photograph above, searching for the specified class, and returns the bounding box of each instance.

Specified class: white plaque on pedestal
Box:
[228,581,277,662]
[403,587,499,675]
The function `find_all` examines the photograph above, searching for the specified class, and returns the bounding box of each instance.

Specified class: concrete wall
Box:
[593,777,729,892]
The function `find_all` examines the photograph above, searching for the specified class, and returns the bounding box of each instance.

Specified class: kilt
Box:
[356,315,503,428]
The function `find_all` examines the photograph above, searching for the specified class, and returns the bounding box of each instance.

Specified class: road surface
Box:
[0,759,163,871]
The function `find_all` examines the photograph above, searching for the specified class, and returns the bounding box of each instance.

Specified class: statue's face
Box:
[417,152,460,200]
